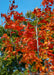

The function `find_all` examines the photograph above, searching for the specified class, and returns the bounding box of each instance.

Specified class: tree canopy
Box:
[0,0,54,75]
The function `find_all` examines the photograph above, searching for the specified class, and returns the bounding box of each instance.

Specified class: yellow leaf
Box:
[42,66,45,70]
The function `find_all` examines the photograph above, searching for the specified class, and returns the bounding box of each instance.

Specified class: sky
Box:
[0,0,43,25]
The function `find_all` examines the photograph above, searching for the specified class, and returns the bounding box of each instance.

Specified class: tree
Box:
[0,0,54,75]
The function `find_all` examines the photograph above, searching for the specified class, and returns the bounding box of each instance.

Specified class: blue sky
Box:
[0,0,43,25]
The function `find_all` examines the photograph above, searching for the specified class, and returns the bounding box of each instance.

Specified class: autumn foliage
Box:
[0,0,54,74]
